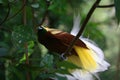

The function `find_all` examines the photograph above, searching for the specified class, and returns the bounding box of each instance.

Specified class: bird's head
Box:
[37,26,47,36]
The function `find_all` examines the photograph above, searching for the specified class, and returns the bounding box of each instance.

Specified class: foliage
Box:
[0,0,119,80]
[114,0,120,23]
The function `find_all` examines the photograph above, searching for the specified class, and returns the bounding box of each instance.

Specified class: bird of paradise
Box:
[37,15,110,80]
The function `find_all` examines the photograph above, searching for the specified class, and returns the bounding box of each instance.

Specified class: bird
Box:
[37,14,110,80]
[37,26,98,71]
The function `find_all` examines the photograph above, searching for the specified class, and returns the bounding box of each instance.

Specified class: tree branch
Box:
[0,3,10,26]
[24,43,30,80]
[7,0,26,21]
[22,0,30,80]
[97,4,114,8]
[63,0,101,57]
[31,0,37,32]
[22,0,27,25]
[39,0,51,26]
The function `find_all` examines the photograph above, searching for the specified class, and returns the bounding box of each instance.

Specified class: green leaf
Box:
[114,0,120,23]
[19,64,45,72]
[40,54,54,68]
[18,52,31,64]
[28,41,34,49]
[48,0,67,15]
[55,61,81,75]
[16,41,34,65]
[56,68,71,75]
[8,65,25,80]
[12,25,35,48]
[57,61,81,69]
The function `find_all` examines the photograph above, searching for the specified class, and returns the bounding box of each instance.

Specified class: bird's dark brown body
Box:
[37,27,87,55]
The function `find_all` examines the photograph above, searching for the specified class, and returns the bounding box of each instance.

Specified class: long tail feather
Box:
[81,38,110,72]
[73,46,97,71]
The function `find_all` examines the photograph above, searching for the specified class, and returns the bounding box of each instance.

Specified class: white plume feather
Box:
[55,14,110,80]
[64,14,110,80]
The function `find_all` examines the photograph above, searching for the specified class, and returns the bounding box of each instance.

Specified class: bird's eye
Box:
[38,26,43,30]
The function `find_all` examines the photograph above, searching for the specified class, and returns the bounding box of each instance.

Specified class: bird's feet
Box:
[60,52,72,60]
[60,53,67,60]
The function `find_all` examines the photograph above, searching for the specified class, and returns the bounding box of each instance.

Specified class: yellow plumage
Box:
[67,46,97,71]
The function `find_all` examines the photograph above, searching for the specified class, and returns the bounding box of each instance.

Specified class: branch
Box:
[22,0,30,80]
[24,43,30,80]
[0,3,10,26]
[97,4,114,8]
[22,0,27,25]
[7,0,26,21]
[25,43,29,65]
[39,0,51,26]
[63,0,101,57]
[31,0,37,32]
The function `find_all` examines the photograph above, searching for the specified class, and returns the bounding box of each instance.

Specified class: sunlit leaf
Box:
[28,41,34,49]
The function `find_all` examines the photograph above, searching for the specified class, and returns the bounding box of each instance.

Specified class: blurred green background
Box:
[0,0,120,80]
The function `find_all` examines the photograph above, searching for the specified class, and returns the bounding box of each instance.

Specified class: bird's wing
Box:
[44,27,88,49]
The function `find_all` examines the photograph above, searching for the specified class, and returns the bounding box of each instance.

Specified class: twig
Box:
[39,0,50,26]
[25,43,29,65]
[31,0,37,32]
[63,0,101,57]
[7,0,26,21]
[22,0,27,25]
[22,0,30,80]
[0,3,10,26]
[97,4,114,8]
[24,43,30,80]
